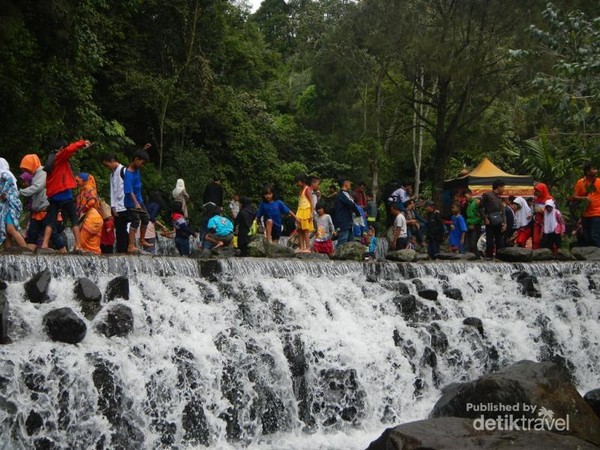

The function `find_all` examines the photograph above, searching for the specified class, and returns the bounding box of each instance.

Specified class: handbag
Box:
[488,211,503,227]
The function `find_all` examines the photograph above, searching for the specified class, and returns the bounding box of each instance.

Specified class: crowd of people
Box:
[0,140,599,260]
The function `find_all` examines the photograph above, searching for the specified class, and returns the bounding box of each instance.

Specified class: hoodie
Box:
[19,154,49,214]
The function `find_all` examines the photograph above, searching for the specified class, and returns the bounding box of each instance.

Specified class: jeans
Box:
[485,224,504,257]
[337,229,354,246]
[175,236,191,256]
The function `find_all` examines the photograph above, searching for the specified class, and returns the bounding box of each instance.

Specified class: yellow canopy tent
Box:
[444,158,534,197]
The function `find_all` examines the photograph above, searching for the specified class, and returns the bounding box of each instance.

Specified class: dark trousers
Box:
[582,217,600,247]
[175,236,191,256]
[485,225,504,257]
[427,238,441,259]
[466,226,482,257]
[114,212,129,253]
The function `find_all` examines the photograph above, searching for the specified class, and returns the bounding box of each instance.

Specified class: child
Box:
[205,208,235,249]
[235,197,256,257]
[363,226,378,260]
[171,201,196,256]
[256,184,296,243]
[75,173,103,254]
[389,203,408,250]
[449,203,467,253]
[295,173,314,252]
[124,148,151,253]
[313,203,335,256]
[0,166,29,251]
[39,138,92,253]
[19,154,48,252]
[542,199,565,255]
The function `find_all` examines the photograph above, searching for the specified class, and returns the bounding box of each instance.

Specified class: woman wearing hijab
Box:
[533,183,553,249]
[75,173,103,254]
[172,179,190,218]
[0,158,18,191]
[0,165,29,251]
[511,196,533,247]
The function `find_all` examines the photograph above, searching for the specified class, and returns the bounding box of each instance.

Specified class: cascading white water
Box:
[0,256,599,449]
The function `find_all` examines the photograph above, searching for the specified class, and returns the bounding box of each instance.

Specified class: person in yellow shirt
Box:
[571,161,600,247]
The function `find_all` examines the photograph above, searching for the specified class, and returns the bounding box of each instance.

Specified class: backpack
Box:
[120,166,126,179]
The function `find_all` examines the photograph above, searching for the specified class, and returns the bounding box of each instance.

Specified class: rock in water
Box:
[365,417,598,450]
[443,288,463,301]
[24,270,51,303]
[571,246,600,261]
[532,248,554,261]
[332,242,365,261]
[247,236,295,258]
[95,304,134,338]
[462,317,484,337]
[43,308,86,344]
[511,271,541,298]
[0,282,8,344]
[74,278,102,320]
[496,247,532,262]
[105,276,129,302]
[584,388,600,419]
[386,249,417,262]
[436,252,476,261]
[418,289,438,301]
[430,360,600,445]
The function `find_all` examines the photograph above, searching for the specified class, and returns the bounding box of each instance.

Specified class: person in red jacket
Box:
[39,138,92,253]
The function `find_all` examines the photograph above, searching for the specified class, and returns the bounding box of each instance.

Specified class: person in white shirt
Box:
[390,203,408,250]
[229,193,240,219]
[101,154,128,253]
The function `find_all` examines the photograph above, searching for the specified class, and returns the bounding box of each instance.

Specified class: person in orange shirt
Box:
[571,161,600,247]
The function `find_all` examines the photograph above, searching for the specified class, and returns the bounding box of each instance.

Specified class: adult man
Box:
[479,179,506,258]
[203,176,224,208]
[390,203,408,250]
[424,200,444,259]
[572,161,600,247]
[101,154,128,253]
[464,189,483,257]
[333,178,360,246]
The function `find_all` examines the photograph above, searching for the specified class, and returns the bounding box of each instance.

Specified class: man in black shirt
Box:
[203,176,224,208]
[479,179,506,258]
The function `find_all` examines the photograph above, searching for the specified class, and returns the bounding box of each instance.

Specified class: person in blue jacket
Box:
[333,179,360,246]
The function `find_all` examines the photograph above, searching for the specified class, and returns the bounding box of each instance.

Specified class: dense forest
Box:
[1,0,599,223]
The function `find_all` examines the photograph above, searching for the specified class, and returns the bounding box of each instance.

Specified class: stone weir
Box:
[1,252,600,281]
[1,254,600,449]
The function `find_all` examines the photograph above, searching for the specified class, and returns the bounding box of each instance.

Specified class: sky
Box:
[249,0,262,11]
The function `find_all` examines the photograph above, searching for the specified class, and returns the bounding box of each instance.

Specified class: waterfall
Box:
[0,256,599,449]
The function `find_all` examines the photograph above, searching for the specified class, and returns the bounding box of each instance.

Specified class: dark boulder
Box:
[436,252,477,261]
[531,248,555,261]
[411,279,425,291]
[182,395,210,446]
[496,247,532,262]
[418,289,438,301]
[366,417,598,450]
[43,308,86,344]
[332,242,365,261]
[572,246,600,261]
[511,271,541,298]
[386,249,417,262]
[26,410,43,435]
[382,282,410,295]
[427,323,448,354]
[95,304,134,338]
[584,389,600,419]
[105,276,129,302]
[443,288,463,301]
[393,295,417,317]
[74,278,102,320]
[24,270,51,303]
[430,360,600,445]
[462,317,484,338]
